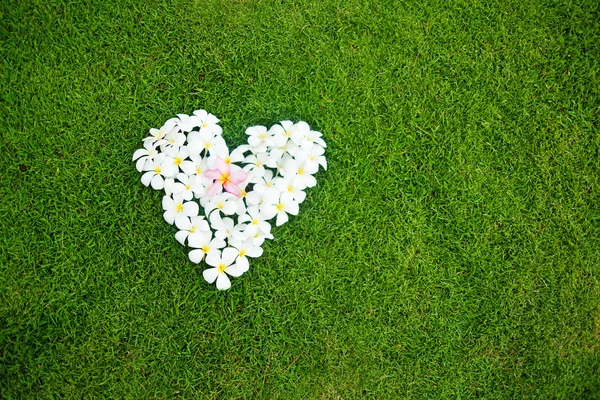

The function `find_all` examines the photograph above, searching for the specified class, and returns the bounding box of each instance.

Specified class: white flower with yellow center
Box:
[164,146,189,172]
[187,131,228,157]
[201,191,238,216]
[162,193,199,226]
[273,176,306,204]
[294,144,327,174]
[209,213,246,242]
[260,195,299,226]
[281,159,316,190]
[268,120,293,148]
[175,215,210,246]
[141,153,177,190]
[238,206,272,238]
[180,155,208,177]
[228,238,263,272]
[246,125,272,152]
[203,248,245,290]
[188,233,226,264]
[191,109,223,136]
[171,173,195,201]
[132,141,159,172]
[161,129,185,150]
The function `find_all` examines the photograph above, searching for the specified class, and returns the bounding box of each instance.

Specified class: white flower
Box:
[201,191,238,216]
[238,206,272,238]
[161,128,186,149]
[175,215,210,246]
[228,238,263,272]
[261,195,299,226]
[141,153,177,190]
[162,193,199,226]
[187,131,228,157]
[188,233,226,264]
[274,176,306,204]
[132,141,158,172]
[191,109,223,136]
[281,159,317,189]
[246,125,272,152]
[164,145,190,173]
[268,121,293,148]
[209,213,246,242]
[171,173,195,201]
[294,144,327,173]
[203,248,245,290]
[180,154,208,177]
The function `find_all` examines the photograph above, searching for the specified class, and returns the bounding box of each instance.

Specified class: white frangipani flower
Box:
[261,195,300,226]
[180,155,208,177]
[203,248,245,290]
[228,238,263,272]
[171,173,195,201]
[191,109,223,136]
[141,153,177,190]
[238,206,272,238]
[132,141,159,172]
[188,233,226,264]
[281,159,317,189]
[175,215,210,246]
[202,191,238,216]
[209,213,246,242]
[274,176,306,204]
[246,125,272,152]
[162,193,199,226]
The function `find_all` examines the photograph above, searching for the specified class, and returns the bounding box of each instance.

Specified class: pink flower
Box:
[204,157,247,197]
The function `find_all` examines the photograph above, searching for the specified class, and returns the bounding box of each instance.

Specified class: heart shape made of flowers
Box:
[133,109,327,290]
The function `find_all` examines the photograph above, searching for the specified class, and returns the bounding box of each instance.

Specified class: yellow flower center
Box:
[219,172,231,185]
[190,226,196,233]
[202,122,208,128]
[240,189,247,197]
[174,157,182,165]
[224,157,231,165]
[196,167,202,175]
[252,218,259,225]
[217,264,226,273]
[217,202,224,210]
[204,142,211,149]
[287,185,294,193]
[284,130,291,137]
[185,184,191,190]
[256,160,263,167]
[176,203,184,213]
[298,168,304,176]
[202,245,210,253]
[154,166,162,173]
[239,249,246,257]
[276,203,284,212]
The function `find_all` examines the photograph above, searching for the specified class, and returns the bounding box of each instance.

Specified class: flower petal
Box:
[222,247,239,266]
[228,170,248,185]
[223,182,241,197]
[203,267,219,283]
[189,249,206,264]
[216,273,231,290]
[204,168,222,180]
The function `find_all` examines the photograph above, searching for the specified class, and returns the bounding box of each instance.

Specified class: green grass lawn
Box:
[1,0,599,397]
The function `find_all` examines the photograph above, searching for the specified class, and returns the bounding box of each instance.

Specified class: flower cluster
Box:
[133,110,327,290]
